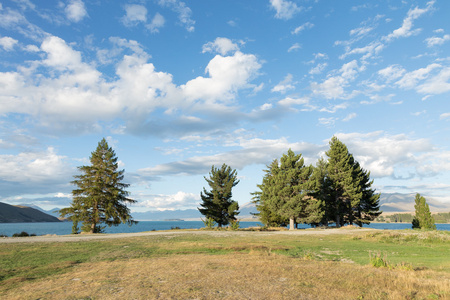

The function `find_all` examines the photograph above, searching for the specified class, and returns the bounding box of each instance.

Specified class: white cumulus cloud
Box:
[425,34,450,47]
[202,37,240,56]
[65,0,87,23]
[122,4,148,27]
[0,36,18,51]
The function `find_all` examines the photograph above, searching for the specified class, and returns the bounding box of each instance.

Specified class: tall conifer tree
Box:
[252,159,289,227]
[60,138,137,233]
[412,193,436,230]
[259,149,323,230]
[325,137,361,227]
[198,164,240,227]
[309,157,331,226]
[325,137,380,227]
[352,160,382,226]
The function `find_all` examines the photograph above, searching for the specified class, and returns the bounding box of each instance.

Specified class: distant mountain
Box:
[19,203,61,218]
[379,193,450,212]
[0,202,62,223]
[238,201,259,219]
[131,202,260,221]
[16,193,447,223]
[132,209,202,221]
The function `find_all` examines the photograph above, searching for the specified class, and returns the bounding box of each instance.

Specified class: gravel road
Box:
[0,227,376,244]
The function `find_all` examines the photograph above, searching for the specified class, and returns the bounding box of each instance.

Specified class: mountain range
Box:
[131,193,450,220]
[0,202,61,223]
[2,193,449,223]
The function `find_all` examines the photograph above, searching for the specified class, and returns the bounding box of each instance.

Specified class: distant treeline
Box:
[376,212,450,224]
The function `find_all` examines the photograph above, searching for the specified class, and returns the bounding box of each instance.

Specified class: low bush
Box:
[12,231,36,237]
[229,220,240,230]
[201,217,216,229]
[369,251,413,270]
[369,251,389,268]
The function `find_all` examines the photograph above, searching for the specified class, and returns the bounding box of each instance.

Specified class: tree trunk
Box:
[90,222,96,234]
[336,214,340,228]
[289,217,295,230]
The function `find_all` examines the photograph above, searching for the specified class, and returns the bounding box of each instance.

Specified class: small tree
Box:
[198,164,240,227]
[60,138,137,233]
[412,193,436,230]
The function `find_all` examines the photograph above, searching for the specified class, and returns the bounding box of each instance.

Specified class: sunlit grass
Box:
[1,229,449,299]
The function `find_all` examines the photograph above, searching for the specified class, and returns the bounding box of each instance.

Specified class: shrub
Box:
[12,231,33,237]
[369,251,414,270]
[369,251,388,268]
[229,220,240,230]
[202,217,216,229]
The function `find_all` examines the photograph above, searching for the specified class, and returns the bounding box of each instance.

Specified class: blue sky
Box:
[1,0,450,212]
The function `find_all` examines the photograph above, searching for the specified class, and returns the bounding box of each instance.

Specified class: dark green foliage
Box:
[382,214,414,223]
[351,160,382,226]
[309,157,331,226]
[254,137,381,228]
[12,231,36,237]
[60,138,137,233]
[325,137,381,227]
[202,217,216,229]
[254,149,324,229]
[71,220,80,234]
[198,164,240,227]
[252,159,289,227]
[412,193,436,230]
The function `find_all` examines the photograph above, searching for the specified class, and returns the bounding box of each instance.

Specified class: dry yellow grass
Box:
[2,252,449,300]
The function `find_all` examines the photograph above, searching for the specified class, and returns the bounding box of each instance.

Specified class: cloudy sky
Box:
[1,0,450,212]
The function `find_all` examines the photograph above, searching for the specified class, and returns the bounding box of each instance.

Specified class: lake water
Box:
[0,221,449,237]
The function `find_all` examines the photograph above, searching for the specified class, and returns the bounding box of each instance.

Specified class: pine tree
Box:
[352,160,382,226]
[325,137,380,227]
[309,157,331,226]
[325,137,361,227]
[261,149,323,230]
[251,159,289,227]
[412,193,436,230]
[60,138,137,233]
[198,164,240,227]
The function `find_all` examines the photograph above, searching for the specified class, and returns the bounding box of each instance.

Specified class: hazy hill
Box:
[18,193,449,222]
[131,201,260,221]
[127,193,450,221]
[0,202,61,223]
[379,193,450,212]
[132,209,202,221]
[19,203,61,218]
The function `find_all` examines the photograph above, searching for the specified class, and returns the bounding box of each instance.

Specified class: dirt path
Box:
[0,227,377,244]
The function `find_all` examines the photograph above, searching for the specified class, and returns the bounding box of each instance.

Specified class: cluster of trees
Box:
[61,137,438,234]
[377,213,414,223]
[252,137,381,229]
[433,212,450,224]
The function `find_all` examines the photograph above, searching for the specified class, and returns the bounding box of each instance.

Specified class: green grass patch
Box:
[1,229,449,293]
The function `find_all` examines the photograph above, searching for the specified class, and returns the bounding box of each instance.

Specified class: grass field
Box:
[0,228,449,299]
